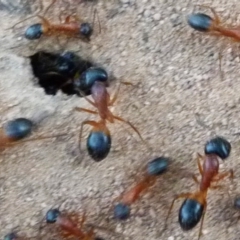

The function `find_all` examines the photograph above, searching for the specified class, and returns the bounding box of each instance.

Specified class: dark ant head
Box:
[204,136,231,160]
[46,208,61,223]
[80,22,93,39]
[187,13,213,32]
[25,23,43,40]
[147,156,169,176]
[87,130,111,161]
[114,203,131,220]
[4,118,33,140]
[4,232,18,240]
[179,198,204,230]
[73,67,108,92]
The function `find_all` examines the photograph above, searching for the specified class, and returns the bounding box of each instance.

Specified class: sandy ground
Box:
[1,0,240,239]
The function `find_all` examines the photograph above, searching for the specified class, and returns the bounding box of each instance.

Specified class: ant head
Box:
[114,203,130,220]
[4,118,33,140]
[25,23,43,40]
[147,156,169,176]
[204,136,231,160]
[80,22,93,39]
[4,232,18,240]
[74,67,108,92]
[46,208,61,223]
[187,13,213,32]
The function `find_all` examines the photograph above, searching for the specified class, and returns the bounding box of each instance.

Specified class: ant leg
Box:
[74,107,98,115]
[196,153,203,175]
[192,174,199,184]
[195,5,221,24]
[162,193,192,234]
[212,169,234,182]
[109,82,133,106]
[6,0,44,30]
[91,8,101,34]
[76,91,96,107]
[112,114,144,143]
[197,203,207,240]
[43,0,57,16]
[36,15,51,29]
[9,133,68,146]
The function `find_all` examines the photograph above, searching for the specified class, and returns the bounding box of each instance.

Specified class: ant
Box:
[164,137,233,240]
[42,208,104,240]
[4,232,19,240]
[11,0,99,43]
[114,157,169,220]
[73,67,108,95]
[75,80,146,162]
[0,118,66,151]
[188,6,240,41]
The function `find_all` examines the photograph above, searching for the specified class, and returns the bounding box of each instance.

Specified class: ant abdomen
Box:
[147,157,169,175]
[187,13,213,32]
[46,208,61,223]
[114,203,130,220]
[4,118,33,141]
[25,23,43,40]
[80,22,93,39]
[87,130,111,161]
[4,232,18,240]
[179,198,204,230]
[204,136,231,160]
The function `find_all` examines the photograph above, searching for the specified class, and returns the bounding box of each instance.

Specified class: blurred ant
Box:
[41,208,105,240]
[75,81,145,162]
[4,232,20,240]
[187,5,240,79]
[11,0,100,44]
[114,157,169,220]
[188,6,240,41]
[164,137,233,240]
[0,118,66,151]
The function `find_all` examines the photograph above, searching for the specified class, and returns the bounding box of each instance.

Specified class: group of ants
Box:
[2,1,240,239]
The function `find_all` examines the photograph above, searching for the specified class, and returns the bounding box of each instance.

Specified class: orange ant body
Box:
[25,14,93,42]
[11,0,97,43]
[114,157,169,220]
[164,137,233,240]
[188,6,240,42]
[75,81,145,161]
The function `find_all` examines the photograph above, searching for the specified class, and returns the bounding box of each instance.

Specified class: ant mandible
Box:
[75,81,146,162]
[164,137,233,240]
[188,6,240,41]
[43,208,103,240]
[114,157,169,220]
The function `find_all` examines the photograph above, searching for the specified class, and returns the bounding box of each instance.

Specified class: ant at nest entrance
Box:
[29,50,110,96]
[4,0,107,97]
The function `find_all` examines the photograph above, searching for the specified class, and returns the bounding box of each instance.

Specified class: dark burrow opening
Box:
[29,51,109,96]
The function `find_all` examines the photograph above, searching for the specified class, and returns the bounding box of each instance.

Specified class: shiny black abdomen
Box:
[87,131,111,161]
[188,13,213,32]
[179,198,204,230]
